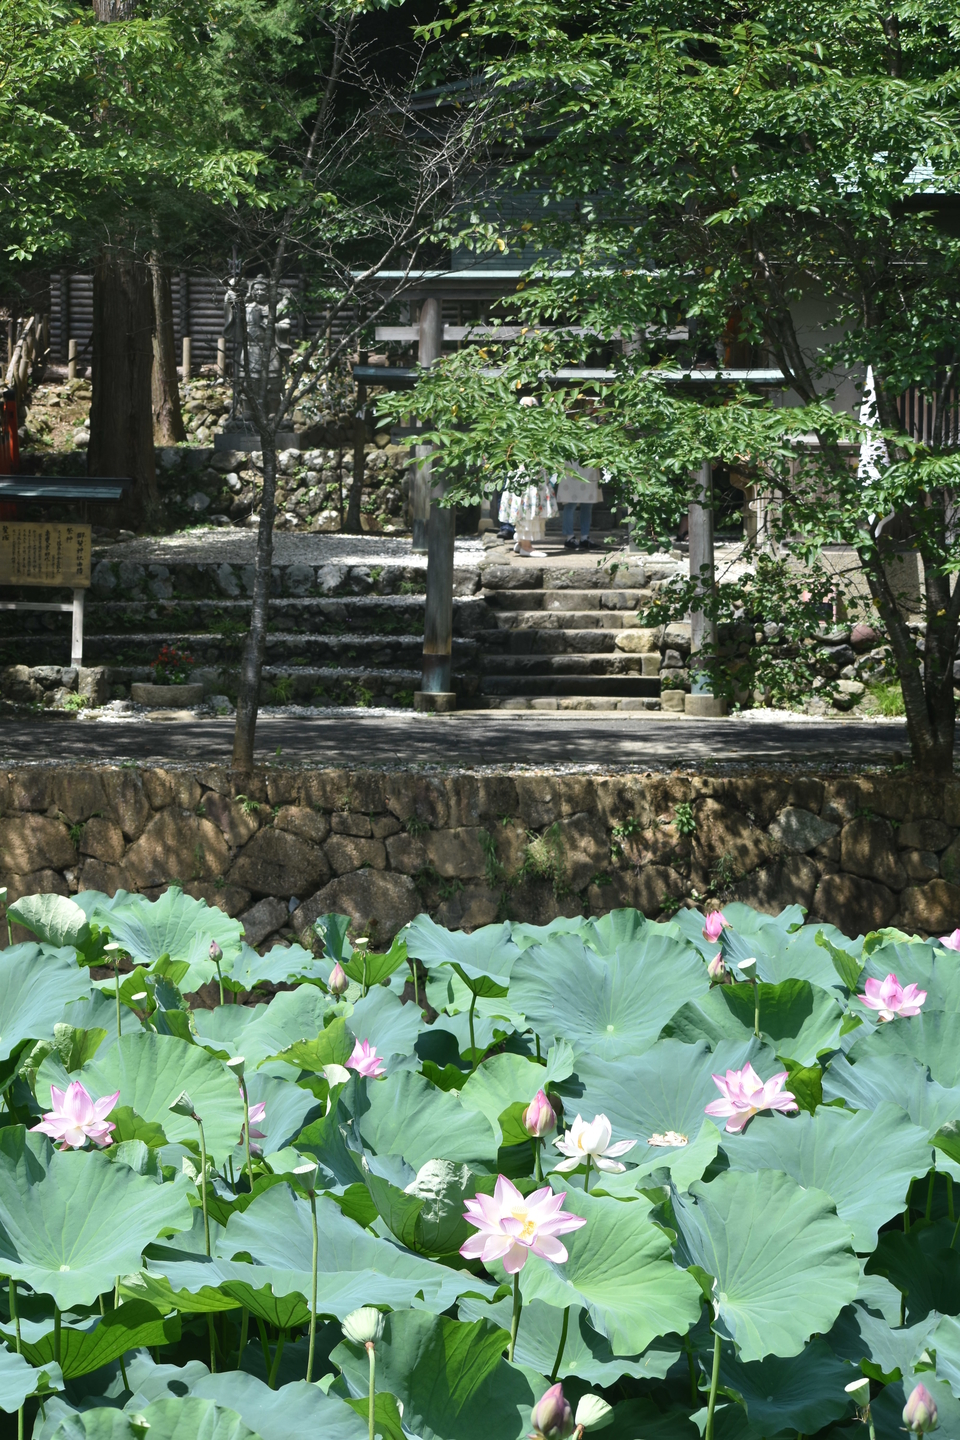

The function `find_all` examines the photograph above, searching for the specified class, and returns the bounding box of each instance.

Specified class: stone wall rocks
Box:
[1,763,959,949]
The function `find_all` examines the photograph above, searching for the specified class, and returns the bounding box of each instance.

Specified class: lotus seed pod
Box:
[342,1306,385,1346]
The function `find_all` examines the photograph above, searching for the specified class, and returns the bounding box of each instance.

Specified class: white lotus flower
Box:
[553,1113,636,1174]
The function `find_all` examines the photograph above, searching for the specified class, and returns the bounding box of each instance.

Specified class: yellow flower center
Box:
[511,1208,537,1240]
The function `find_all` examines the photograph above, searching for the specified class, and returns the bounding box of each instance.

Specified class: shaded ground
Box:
[6,710,913,769]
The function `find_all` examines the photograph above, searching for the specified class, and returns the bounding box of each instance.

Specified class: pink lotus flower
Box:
[553,1113,635,1174]
[248,1101,267,1141]
[859,972,927,1023]
[704,1064,798,1134]
[939,929,960,952]
[460,1174,586,1273]
[523,1089,557,1138]
[903,1382,938,1434]
[702,911,729,944]
[328,961,349,996]
[346,1038,385,1078]
[31,1081,120,1150]
[530,1383,575,1439]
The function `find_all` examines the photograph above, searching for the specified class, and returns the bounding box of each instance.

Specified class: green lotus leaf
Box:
[315,912,353,963]
[720,1104,933,1249]
[424,970,524,1052]
[267,1017,353,1073]
[191,990,334,1076]
[94,887,243,993]
[7,895,90,952]
[871,1370,960,1440]
[669,979,843,1066]
[224,943,327,993]
[355,1070,499,1169]
[457,1295,682,1385]
[244,1072,318,1151]
[866,1218,960,1323]
[859,942,959,1007]
[512,1188,703,1355]
[579,908,681,956]
[674,1170,859,1361]
[406,915,520,995]
[47,1397,260,1440]
[848,1010,960,1087]
[295,1109,365,1189]
[2,1300,179,1380]
[120,1269,241,1316]
[717,1337,854,1433]
[607,1398,700,1440]
[0,1128,192,1308]
[347,985,422,1062]
[191,1373,369,1440]
[509,933,708,1061]
[822,1052,960,1136]
[0,944,90,1061]
[342,933,408,987]
[364,1160,495,1256]
[933,1313,960,1398]
[332,1310,537,1440]
[459,1046,574,1145]
[36,1032,245,1167]
[828,1302,937,1383]
[0,1344,62,1413]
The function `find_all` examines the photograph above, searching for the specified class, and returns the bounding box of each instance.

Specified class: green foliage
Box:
[0,883,956,1438]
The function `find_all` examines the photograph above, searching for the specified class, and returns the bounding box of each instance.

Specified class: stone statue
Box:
[223,276,294,427]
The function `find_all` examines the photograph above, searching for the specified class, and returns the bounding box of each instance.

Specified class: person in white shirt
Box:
[556,463,603,550]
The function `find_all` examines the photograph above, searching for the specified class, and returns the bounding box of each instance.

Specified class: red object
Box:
[0,391,19,477]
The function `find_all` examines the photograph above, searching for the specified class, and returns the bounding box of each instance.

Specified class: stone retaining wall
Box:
[2,764,959,945]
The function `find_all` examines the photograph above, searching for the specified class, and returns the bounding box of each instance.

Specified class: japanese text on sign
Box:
[0,523,91,587]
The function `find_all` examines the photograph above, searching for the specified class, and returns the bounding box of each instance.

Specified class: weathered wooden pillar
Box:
[412,298,442,553]
[686,460,727,716]
[414,297,456,711]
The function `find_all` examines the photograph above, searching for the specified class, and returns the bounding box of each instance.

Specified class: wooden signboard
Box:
[0,522,91,588]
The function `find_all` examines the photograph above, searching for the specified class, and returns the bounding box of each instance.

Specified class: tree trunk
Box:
[233,440,278,770]
[344,383,367,533]
[150,255,186,445]
[88,247,158,531]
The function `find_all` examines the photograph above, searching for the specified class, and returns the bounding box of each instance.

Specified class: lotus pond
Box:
[0,886,959,1440]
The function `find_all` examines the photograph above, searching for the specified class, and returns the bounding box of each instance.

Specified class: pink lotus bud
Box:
[903,1384,938,1434]
[328,962,348,996]
[523,1089,557,1138]
[707,954,728,983]
[209,940,222,963]
[530,1383,575,1440]
[702,911,729,944]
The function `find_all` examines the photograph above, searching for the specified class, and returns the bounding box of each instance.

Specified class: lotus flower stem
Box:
[684,1335,698,1406]
[549,1306,569,1383]
[214,960,224,1006]
[53,1306,61,1366]
[10,1280,22,1440]
[118,1352,129,1390]
[256,1317,271,1373]
[197,1117,210,1257]
[926,1172,935,1222]
[239,1078,255,1192]
[468,992,478,1071]
[508,1271,522,1363]
[306,1190,319,1383]
[236,1307,249,1369]
[267,1329,286,1389]
[705,1330,722,1440]
[583,1158,591,1194]
[208,1314,218,1374]
[948,1174,955,1223]
[366,1341,377,1440]
[114,956,121,1041]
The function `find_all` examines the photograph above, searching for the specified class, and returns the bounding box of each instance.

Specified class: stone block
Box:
[685,694,728,717]
[0,814,76,872]
[347,771,388,815]
[476,775,519,823]
[480,564,542,590]
[76,859,126,896]
[661,690,686,712]
[300,769,354,812]
[370,814,402,839]
[181,881,250,917]
[324,835,386,876]
[385,832,428,874]
[9,767,59,813]
[944,784,960,828]
[614,629,659,653]
[840,816,907,891]
[549,813,610,891]
[230,828,330,897]
[292,870,420,942]
[53,769,107,823]
[443,775,481,830]
[898,880,960,935]
[586,866,689,918]
[435,884,502,931]
[331,812,373,838]
[384,773,449,829]
[3,868,69,903]
[142,768,202,811]
[559,775,599,818]
[716,775,789,829]
[939,836,960,887]
[100,768,152,840]
[691,799,775,879]
[265,771,302,807]
[200,791,260,848]
[515,776,561,828]
[240,896,289,947]
[0,666,42,704]
[508,878,583,927]
[810,873,897,934]
[813,835,841,863]
[902,850,940,883]
[768,807,839,854]
[785,777,825,813]
[79,817,125,864]
[898,819,954,852]
[77,667,109,707]
[732,855,819,916]
[276,806,331,847]
[423,827,488,879]
[124,812,231,891]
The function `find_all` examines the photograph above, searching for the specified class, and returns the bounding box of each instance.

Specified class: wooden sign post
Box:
[0,522,92,666]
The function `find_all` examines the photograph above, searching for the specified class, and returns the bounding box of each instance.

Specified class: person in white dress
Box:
[556,463,603,550]
[497,466,558,554]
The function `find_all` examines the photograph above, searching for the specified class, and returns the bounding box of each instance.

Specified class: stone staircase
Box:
[0,541,682,712]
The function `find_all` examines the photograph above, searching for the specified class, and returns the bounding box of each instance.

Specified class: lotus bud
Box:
[523,1089,557,1138]
[574,1395,614,1432]
[342,1306,385,1347]
[702,911,729,944]
[328,962,349,996]
[530,1383,575,1440]
[903,1383,938,1434]
[168,1091,197,1119]
[706,954,728,983]
[209,940,223,963]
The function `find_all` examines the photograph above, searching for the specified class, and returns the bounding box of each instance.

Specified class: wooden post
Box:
[67,339,77,382]
[414,296,456,710]
[182,335,191,380]
[217,336,226,377]
[686,460,727,716]
[412,298,442,554]
[70,589,85,667]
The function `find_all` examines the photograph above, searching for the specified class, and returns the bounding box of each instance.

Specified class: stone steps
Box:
[480,674,661,698]
[486,608,640,630]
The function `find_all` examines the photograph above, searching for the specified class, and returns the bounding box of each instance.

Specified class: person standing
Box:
[557,462,602,549]
[498,464,558,554]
